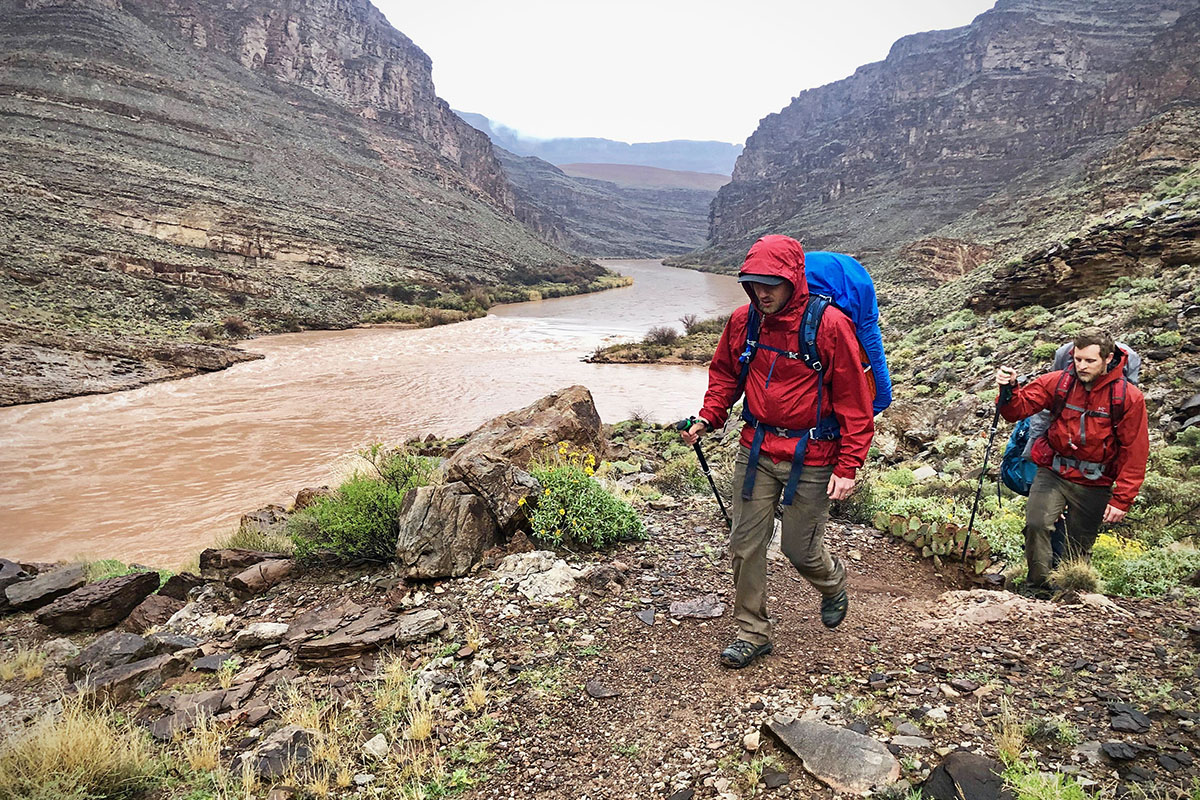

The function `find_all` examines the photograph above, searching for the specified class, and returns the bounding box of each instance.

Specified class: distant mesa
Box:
[456,112,743,175]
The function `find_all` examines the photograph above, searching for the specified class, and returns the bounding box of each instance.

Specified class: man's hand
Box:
[1103,504,1127,524]
[680,419,708,446]
[827,473,855,500]
[996,366,1017,386]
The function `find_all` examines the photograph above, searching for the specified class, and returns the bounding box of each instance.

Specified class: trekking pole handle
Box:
[676,416,710,433]
[999,382,1014,406]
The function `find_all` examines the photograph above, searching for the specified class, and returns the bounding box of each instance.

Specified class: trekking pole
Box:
[962,383,1014,566]
[676,417,732,528]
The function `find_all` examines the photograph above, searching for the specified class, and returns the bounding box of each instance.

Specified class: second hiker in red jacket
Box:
[681,235,875,668]
[996,327,1150,594]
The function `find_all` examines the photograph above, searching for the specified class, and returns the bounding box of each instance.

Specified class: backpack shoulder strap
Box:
[735,304,763,394]
[1049,367,1076,421]
[798,295,832,373]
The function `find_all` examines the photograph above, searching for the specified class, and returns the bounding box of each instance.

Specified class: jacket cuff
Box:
[1109,496,1132,512]
[833,465,858,481]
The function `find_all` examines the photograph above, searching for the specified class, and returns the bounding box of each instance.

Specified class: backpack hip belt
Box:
[740,407,841,506]
[1050,452,1108,482]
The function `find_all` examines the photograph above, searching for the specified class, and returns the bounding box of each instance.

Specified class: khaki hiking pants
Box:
[729,445,846,645]
[1025,466,1111,588]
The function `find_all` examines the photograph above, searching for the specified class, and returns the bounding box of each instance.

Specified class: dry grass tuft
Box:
[406,686,434,741]
[178,711,224,773]
[990,696,1027,763]
[215,525,294,555]
[0,646,47,682]
[375,652,413,715]
[464,617,484,652]
[463,676,488,714]
[1049,558,1102,594]
[0,694,156,800]
[282,685,327,731]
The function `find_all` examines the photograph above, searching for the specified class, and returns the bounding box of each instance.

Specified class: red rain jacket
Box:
[999,348,1149,510]
[698,235,875,480]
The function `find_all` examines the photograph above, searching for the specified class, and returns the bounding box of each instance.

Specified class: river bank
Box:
[0,260,746,566]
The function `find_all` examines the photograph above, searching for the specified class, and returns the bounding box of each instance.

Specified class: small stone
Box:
[762,768,790,788]
[891,735,932,749]
[948,678,979,694]
[193,652,238,672]
[1102,741,1137,761]
[743,731,760,751]
[925,707,948,722]
[353,773,375,786]
[635,608,656,626]
[363,734,389,759]
[895,722,923,737]
[585,678,620,699]
[0,693,14,708]
[669,594,725,619]
[234,622,290,650]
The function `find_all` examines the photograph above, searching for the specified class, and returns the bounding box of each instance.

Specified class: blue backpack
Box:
[1000,418,1039,496]
[736,251,893,415]
[733,251,892,506]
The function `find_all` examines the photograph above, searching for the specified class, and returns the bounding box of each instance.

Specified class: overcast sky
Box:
[374,0,997,144]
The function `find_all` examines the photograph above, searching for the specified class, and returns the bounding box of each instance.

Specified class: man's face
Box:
[1073,344,1108,384]
[751,281,793,315]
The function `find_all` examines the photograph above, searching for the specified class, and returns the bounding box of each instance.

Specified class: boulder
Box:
[123,594,184,633]
[158,572,205,601]
[198,548,278,579]
[240,504,289,534]
[74,652,188,704]
[921,751,1013,800]
[236,725,315,779]
[766,717,900,795]
[36,571,160,632]
[5,564,86,611]
[227,559,294,596]
[395,482,499,579]
[66,631,155,681]
[0,558,30,611]
[234,622,290,650]
[294,486,334,510]
[443,385,603,531]
[516,562,576,601]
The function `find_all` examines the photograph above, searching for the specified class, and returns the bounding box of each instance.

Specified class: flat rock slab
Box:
[36,571,160,632]
[235,622,291,650]
[766,717,899,796]
[297,607,444,664]
[5,564,86,610]
[669,593,726,619]
[228,559,294,596]
[1108,703,1152,733]
[921,751,1013,800]
[66,631,154,682]
[0,558,30,609]
[75,652,188,704]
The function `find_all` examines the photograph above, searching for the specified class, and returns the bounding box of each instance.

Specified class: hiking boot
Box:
[720,639,773,669]
[820,589,849,629]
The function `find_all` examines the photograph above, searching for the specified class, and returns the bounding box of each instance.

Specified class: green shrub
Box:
[653,457,707,496]
[643,326,679,346]
[1131,300,1173,322]
[1031,342,1058,361]
[881,468,916,488]
[1097,545,1200,597]
[529,449,643,550]
[1002,758,1097,800]
[1154,330,1183,347]
[288,445,434,561]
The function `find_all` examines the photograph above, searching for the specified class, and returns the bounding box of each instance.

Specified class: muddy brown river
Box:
[0,260,746,565]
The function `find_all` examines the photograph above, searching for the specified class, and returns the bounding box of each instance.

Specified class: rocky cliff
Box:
[695,0,1200,272]
[497,150,716,257]
[0,0,595,404]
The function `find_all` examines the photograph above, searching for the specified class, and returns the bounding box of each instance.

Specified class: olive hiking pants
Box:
[729,446,846,645]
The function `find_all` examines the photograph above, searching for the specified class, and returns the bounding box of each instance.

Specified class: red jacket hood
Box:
[739,235,809,321]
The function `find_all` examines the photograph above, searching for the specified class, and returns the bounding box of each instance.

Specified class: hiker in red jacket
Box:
[996,327,1150,595]
[681,235,874,668]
